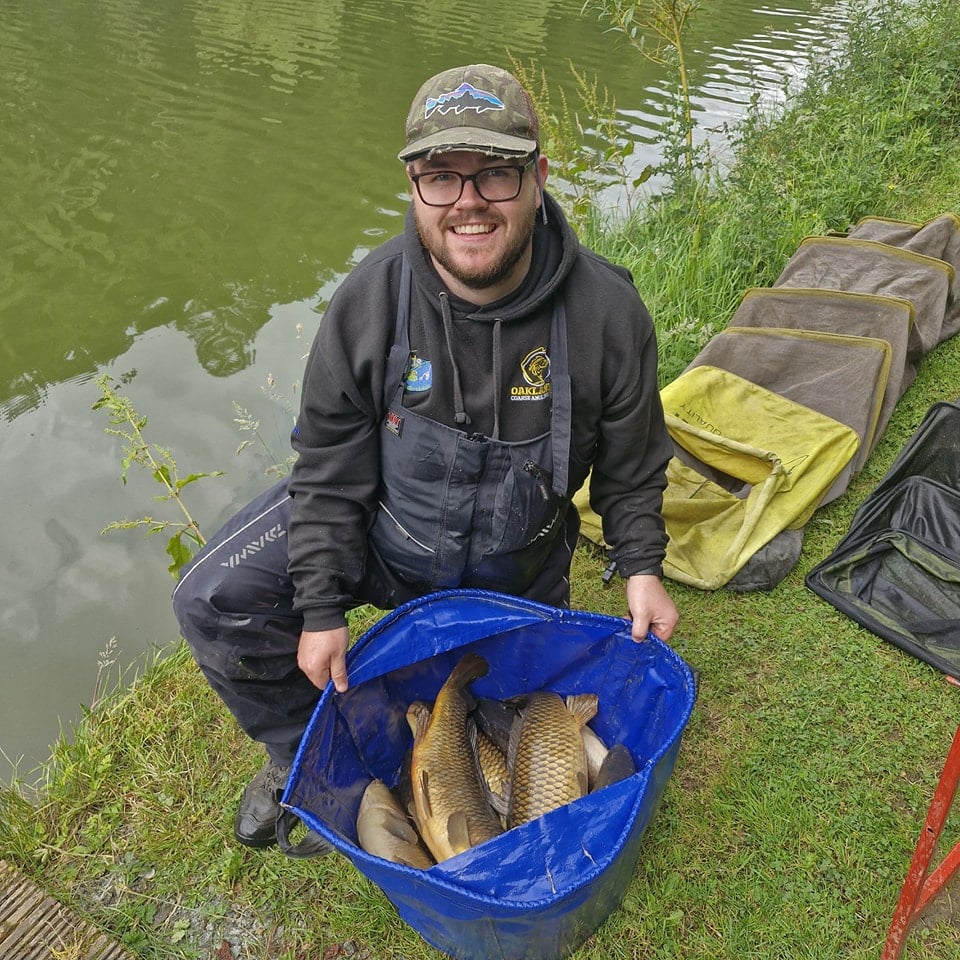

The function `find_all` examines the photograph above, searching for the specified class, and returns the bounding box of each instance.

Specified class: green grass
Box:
[4,1,960,957]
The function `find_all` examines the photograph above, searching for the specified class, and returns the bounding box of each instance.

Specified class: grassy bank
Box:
[4,2,960,958]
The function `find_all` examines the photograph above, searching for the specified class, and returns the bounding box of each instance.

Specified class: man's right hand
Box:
[297,626,350,693]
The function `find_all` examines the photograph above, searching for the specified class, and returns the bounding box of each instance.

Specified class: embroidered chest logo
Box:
[403,353,432,393]
[511,345,552,402]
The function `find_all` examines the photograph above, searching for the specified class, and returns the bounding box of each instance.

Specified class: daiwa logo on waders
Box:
[219,524,286,568]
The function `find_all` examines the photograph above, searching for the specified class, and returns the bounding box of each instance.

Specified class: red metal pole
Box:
[881,719,960,960]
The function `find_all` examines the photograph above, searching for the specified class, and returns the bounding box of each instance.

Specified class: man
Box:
[172,63,678,850]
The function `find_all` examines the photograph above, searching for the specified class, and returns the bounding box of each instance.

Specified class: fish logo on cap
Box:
[424,82,505,120]
[398,64,538,162]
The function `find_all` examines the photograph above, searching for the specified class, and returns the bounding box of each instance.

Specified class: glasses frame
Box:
[409,157,536,207]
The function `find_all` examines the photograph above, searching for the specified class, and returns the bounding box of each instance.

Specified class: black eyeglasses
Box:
[409,158,535,206]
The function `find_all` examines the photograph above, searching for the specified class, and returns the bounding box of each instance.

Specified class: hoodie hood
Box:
[402,190,580,322]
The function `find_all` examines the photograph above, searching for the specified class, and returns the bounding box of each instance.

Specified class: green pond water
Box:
[0,0,848,780]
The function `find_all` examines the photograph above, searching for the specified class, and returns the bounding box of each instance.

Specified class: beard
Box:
[414,200,538,294]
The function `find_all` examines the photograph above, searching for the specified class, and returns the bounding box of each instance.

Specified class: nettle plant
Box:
[93,374,221,578]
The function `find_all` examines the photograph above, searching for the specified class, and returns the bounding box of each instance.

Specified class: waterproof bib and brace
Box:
[368,258,586,594]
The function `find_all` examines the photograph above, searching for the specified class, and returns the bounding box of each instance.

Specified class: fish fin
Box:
[505,707,524,774]
[417,768,434,820]
[468,722,510,816]
[468,716,480,762]
[398,748,416,816]
[565,693,600,728]
[407,700,431,739]
[446,810,471,853]
[382,813,422,846]
[577,767,589,797]
[396,848,435,870]
[469,723,509,815]
[502,693,529,708]
[490,779,510,817]
[593,743,638,792]
[415,704,432,741]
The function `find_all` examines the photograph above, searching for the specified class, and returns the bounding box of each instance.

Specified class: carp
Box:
[356,779,435,869]
[507,691,598,829]
[408,653,504,862]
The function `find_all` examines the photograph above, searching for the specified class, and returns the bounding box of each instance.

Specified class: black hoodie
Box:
[288,192,672,631]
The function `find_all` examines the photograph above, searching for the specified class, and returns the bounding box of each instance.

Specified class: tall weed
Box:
[589,0,960,383]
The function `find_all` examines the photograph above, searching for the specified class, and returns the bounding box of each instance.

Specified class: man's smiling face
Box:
[408,151,547,305]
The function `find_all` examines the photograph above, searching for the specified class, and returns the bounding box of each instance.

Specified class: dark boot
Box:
[234,760,290,847]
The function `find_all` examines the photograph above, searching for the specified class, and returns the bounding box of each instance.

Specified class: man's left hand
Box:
[626,574,679,642]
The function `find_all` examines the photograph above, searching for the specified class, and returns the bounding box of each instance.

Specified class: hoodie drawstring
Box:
[438,292,505,440]
[532,151,548,226]
[438,291,471,427]
[491,320,502,441]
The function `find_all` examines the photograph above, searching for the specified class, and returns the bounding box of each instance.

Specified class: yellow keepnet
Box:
[575,366,860,590]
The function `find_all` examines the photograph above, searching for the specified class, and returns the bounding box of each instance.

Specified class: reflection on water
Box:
[0,0,847,780]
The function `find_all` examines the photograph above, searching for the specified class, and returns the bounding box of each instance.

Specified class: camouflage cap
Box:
[398,64,539,162]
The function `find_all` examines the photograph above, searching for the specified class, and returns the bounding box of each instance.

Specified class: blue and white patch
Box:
[404,354,433,393]
[424,82,505,120]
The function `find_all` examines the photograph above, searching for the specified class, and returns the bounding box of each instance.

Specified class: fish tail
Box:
[448,651,489,689]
